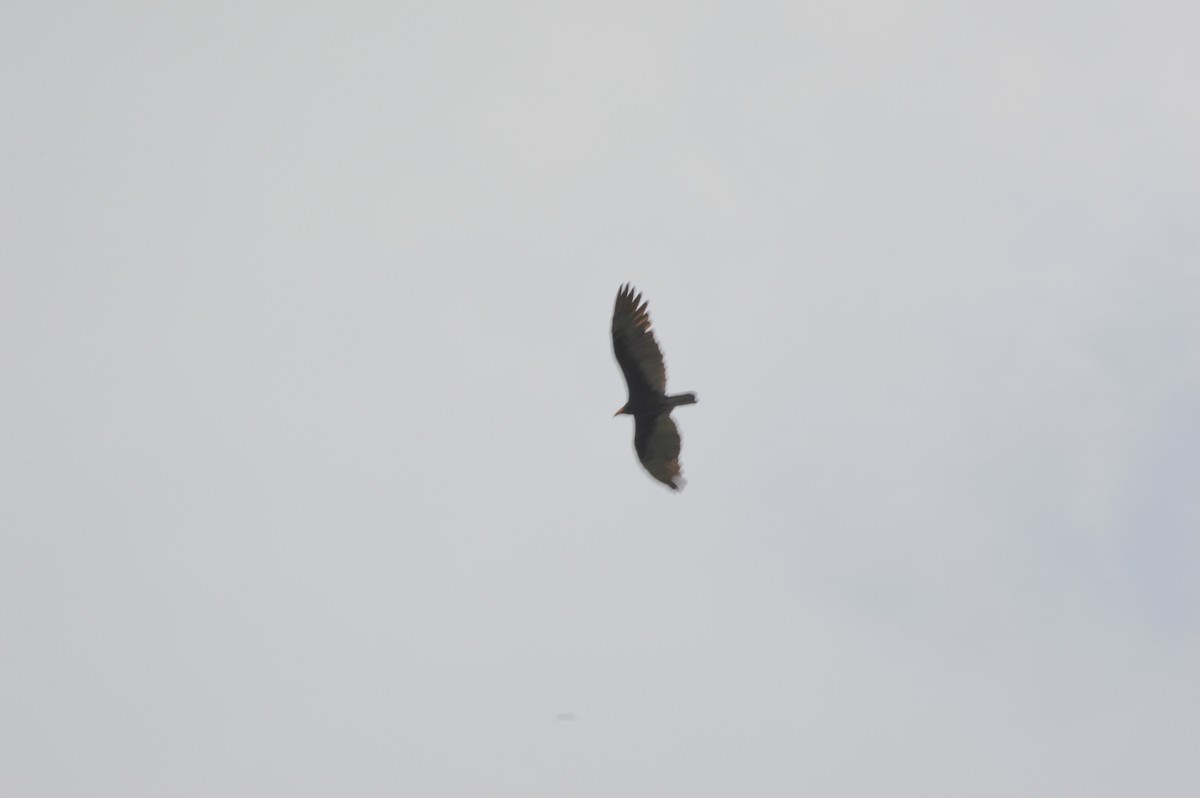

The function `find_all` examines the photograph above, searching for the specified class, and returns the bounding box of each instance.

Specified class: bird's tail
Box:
[667,392,698,407]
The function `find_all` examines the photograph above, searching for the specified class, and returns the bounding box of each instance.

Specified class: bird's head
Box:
[613,404,628,417]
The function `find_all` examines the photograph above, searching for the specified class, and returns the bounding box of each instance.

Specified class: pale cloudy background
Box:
[2,2,1198,796]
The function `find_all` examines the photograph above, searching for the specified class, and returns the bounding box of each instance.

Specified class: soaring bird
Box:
[611,284,697,490]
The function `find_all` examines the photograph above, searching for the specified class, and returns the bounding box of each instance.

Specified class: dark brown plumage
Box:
[611,284,697,490]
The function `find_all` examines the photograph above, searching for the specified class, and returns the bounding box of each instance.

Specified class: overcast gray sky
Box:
[3,2,1198,796]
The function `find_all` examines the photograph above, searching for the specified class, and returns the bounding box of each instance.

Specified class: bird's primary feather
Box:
[634,414,684,490]
[612,284,667,400]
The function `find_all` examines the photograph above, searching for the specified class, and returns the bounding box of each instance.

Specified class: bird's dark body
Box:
[611,284,697,490]
[622,392,665,418]
[630,395,695,461]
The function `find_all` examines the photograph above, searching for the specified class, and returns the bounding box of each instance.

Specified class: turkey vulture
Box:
[612,284,697,490]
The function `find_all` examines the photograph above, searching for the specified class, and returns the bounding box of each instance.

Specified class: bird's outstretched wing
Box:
[612,283,667,397]
[634,414,684,490]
